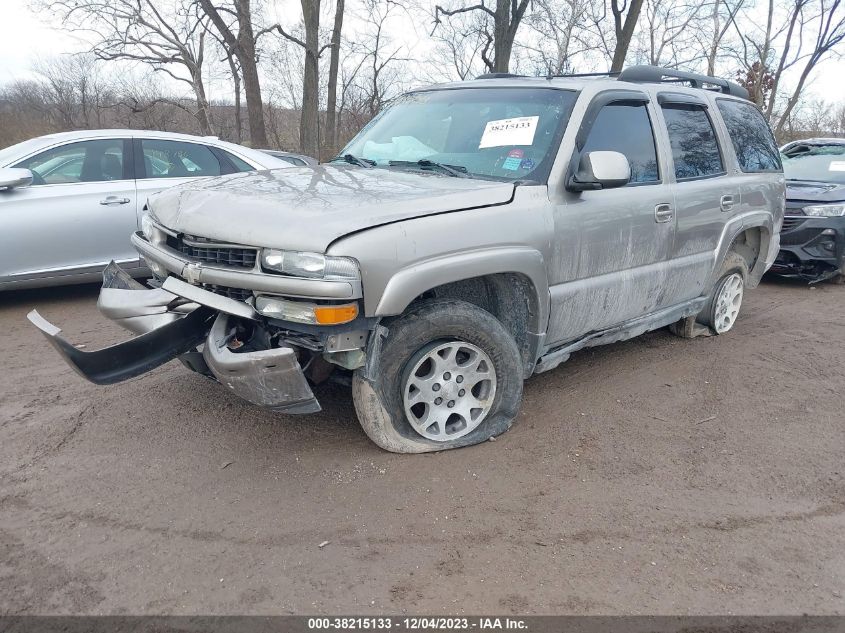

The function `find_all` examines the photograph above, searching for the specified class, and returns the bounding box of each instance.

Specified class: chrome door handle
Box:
[720,194,735,212]
[654,203,673,223]
[100,196,131,206]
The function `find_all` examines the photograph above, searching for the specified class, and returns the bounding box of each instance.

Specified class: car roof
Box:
[782,137,845,147]
[30,129,225,143]
[0,129,291,170]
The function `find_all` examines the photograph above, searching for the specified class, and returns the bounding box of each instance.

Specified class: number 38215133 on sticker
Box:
[479,116,539,149]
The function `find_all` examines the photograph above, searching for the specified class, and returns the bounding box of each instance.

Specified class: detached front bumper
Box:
[771,215,845,282]
[28,262,320,414]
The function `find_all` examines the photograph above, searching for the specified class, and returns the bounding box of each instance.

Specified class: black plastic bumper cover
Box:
[772,215,845,281]
[27,306,216,385]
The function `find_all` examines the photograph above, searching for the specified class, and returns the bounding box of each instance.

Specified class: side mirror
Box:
[567,151,631,192]
[0,168,34,191]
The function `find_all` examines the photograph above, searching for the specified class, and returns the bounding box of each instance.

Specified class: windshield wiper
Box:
[336,154,375,168]
[389,159,469,178]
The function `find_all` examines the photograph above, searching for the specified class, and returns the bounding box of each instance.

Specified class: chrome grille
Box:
[167,234,257,269]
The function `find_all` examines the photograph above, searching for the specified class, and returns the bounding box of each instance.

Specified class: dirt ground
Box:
[0,277,843,615]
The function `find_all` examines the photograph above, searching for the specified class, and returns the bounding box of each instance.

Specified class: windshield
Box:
[782,144,845,184]
[0,138,49,167]
[338,87,577,182]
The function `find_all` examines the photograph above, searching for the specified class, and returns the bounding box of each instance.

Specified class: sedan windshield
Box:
[338,87,578,183]
[782,144,845,184]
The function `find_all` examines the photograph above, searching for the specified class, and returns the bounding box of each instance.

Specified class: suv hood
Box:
[148,164,515,252]
[786,180,845,204]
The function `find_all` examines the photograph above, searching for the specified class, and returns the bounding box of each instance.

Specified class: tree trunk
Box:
[610,0,645,72]
[493,0,511,71]
[300,0,321,158]
[325,0,345,157]
[191,68,214,135]
[238,31,268,146]
[226,54,243,143]
[200,0,268,147]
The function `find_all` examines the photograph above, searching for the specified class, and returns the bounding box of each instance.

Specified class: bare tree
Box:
[200,0,270,146]
[427,15,489,80]
[636,0,711,67]
[42,0,215,134]
[521,0,597,75]
[432,0,532,72]
[608,0,647,71]
[770,0,845,136]
[325,0,346,154]
[729,0,845,136]
[275,0,333,158]
[699,0,745,75]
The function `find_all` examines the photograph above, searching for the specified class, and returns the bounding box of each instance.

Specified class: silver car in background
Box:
[0,130,290,290]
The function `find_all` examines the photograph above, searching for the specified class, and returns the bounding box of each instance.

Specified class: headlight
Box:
[803,204,845,217]
[261,249,359,280]
[255,296,359,325]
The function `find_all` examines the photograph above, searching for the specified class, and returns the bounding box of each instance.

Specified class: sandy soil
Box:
[0,277,843,615]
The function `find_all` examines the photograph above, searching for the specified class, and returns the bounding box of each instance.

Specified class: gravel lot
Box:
[1,278,843,615]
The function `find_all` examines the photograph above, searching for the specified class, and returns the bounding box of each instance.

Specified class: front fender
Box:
[374,246,550,331]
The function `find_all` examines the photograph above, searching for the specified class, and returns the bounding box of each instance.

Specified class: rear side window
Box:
[140,139,222,179]
[717,100,781,172]
[581,102,659,183]
[661,104,724,179]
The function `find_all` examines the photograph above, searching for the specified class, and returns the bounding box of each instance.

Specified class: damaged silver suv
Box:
[30,66,784,453]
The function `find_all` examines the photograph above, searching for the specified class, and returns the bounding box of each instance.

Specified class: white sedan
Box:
[0,129,291,290]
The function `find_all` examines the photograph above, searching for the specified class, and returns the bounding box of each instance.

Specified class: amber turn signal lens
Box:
[313,303,359,325]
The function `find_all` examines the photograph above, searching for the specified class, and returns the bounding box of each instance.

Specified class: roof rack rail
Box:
[617,65,749,100]
[548,71,621,79]
[475,72,525,79]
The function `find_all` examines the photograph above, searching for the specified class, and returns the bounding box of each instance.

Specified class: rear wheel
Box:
[352,298,523,453]
[698,251,748,334]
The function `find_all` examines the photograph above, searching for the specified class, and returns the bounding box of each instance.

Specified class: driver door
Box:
[0,138,139,285]
[547,93,676,344]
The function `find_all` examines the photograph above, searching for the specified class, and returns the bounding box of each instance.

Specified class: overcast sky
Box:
[2,1,844,105]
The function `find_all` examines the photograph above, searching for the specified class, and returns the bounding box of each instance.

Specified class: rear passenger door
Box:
[656,94,737,302]
[134,138,246,209]
[548,91,676,343]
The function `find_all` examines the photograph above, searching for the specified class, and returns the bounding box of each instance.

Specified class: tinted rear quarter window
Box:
[716,100,782,172]
[661,105,724,179]
[581,102,660,183]
[223,151,256,172]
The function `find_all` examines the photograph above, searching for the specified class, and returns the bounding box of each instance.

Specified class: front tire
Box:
[352,299,524,453]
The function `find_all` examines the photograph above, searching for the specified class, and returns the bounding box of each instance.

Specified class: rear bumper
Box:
[771,216,845,282]
[28,262,319,413]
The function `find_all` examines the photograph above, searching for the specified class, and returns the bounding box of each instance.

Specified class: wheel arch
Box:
[710,214,774,290]
[373,249,550,376]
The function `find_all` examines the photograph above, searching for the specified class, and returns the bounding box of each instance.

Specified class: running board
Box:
[534,298,706,374]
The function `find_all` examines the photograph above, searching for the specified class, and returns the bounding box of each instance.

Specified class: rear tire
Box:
[352,298,523,453]
[698,251,749,334]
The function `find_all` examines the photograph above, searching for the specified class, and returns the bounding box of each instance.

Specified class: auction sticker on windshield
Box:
[479,116,539,149]
[829,161,845,172]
